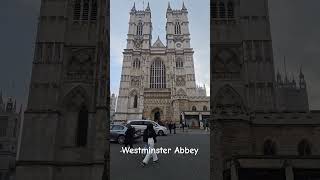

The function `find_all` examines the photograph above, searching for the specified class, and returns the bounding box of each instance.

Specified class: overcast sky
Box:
[0,0,320,110]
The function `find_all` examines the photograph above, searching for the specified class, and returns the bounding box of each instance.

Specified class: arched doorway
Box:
[151,108,163,124]
[154,111,161,122]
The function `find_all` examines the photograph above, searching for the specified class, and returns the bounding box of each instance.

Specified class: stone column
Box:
[231,160,239,180]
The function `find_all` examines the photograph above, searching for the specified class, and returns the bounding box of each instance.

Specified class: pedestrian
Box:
[169,121,172,134]
[141,124,158,166]
[173,123,176,134]
[124,125,135,148]
[206,121,209,131]
[181,123,184,132]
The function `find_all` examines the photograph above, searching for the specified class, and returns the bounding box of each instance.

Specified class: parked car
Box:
[110,124,141,144]
[126,120,169,136]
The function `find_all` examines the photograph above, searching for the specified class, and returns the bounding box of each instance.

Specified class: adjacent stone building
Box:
[0,94,21,180]
[16,0,108,180]
[211,0,320,180]
[114,3,210,127]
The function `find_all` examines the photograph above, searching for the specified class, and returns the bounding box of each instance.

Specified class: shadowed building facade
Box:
[211,0,319,180]
[114,3,210,127]
[15,0,109,180]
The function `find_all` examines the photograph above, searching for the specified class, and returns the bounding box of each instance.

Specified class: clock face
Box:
[176,42,182,48]
[134,39,142,49]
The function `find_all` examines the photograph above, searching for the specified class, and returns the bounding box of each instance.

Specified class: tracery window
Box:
[133,59,140,68]
[73,0,98,22]
[150,59,166,88]
[227,2,234,18]
[176,58,183,68]
[137,21,143,36]
[263,139,277,155]
[192,106,197,111]
[203,106,208,111]
[76,104,88,147]
[175,22,181,35]
[219,2,225,18]
[298,139,312,156]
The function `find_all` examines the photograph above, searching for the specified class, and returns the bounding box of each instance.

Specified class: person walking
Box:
[181,123,184,132]
[141,124,158,166]
[168,121,172,134]
[173,123,176,134]
[124,125,135,148]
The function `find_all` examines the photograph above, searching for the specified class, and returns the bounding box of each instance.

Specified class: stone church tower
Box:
[115,3,201,123]
[16,0,108,180]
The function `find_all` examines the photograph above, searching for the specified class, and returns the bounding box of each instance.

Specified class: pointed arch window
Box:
[76,104,88,147]
[176,58,183,68]
[203,106,208,111]
[298,139,312,156]
[137,22,143,36]
[219,2,225,18]
[175,22,181,35]
[150,59,166,88]
[192,106,197,111]
[263,139,277,155]
[133,95,138,108]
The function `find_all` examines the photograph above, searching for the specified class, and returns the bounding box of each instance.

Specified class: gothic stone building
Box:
[211,0,320,180]
[16,0,109,180]
[114,3,210,127]
[0,94,21,180]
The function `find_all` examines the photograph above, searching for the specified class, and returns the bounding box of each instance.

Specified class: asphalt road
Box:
[110,129,210,180]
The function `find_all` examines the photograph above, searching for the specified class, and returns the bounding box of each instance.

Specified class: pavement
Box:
[110,129,210,180]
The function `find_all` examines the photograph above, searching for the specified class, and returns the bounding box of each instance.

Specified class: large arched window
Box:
[175,22,181,34]
[192,106,197,111]
[227,2,234,18]
[219,2,225,18]
[76,104,88,147]
[150,59,166,88]
[133,59,140,68]
[298,139,312,156]
[137,22,143,36]
[263,139,277,155]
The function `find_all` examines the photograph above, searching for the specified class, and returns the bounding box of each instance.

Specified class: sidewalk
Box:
[168,128,210,135]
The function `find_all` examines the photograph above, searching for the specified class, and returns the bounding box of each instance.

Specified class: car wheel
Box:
[158,130,164,136]
[118,135,125,144]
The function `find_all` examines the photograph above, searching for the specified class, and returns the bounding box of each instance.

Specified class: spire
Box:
[182,2,187,10]
[167,2,172,11]
[146,2,150,11]
[131,2,136,12]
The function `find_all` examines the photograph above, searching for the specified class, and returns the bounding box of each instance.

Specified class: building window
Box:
[175,22,181,34]
[133,59,140,68]
[91,0,97,21]
[150,59,166,88]
[133,95,138,108]
[76,104,88,147]
[227,2,234,18]
[298,139,312,156]
[219,2,225,18]
[176,58,183,68]
[192,106,197,111]
[73,0,81,20]
[263,139,277,155]
[212,2,217,18]
[203,106,208,111]
[82,0,89,20]
[137,22,143,36]
[0,117,8,137]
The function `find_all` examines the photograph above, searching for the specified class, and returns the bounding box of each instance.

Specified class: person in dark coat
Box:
[142,124,158,166]
[173,123,176,134]
[124,125,135,148]
[168,121,172,134]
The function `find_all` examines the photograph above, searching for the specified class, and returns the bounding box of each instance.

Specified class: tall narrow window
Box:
[137,22,143,36]
[76,104,88,147]
[203,106,208,111]
[192,106,197,111]
[176,58,183,68]
[35,44,43,62]
[298,139,312,156]
[133,95,138,108]
[227,2,234,18]
[175,22,181,34]
[82,0,89,20]
[150,59,166,88]
[219,2,225,18]
[73,0,81,20]
[91,0,98,21]
[133,59,140,68]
